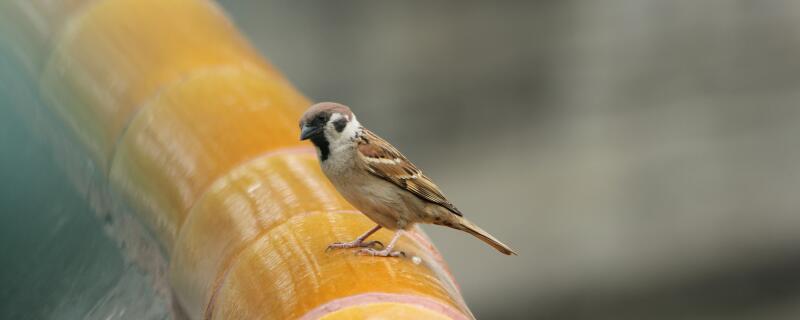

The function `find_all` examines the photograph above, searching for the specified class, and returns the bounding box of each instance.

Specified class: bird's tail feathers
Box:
[456,218,517,255]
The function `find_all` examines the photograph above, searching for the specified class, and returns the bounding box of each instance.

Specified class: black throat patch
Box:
[309,133,330,161]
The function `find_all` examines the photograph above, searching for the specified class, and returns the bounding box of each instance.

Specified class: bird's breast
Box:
[320,144,356,175]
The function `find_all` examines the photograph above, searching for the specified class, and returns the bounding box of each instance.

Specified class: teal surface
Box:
[0,45,168,320]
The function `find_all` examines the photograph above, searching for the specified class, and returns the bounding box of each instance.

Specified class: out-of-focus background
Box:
[3,1,800,319]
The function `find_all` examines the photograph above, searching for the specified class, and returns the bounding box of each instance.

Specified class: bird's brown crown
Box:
[300,102,353,127]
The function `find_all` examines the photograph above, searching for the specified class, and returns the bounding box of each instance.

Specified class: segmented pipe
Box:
[0,0,472,319]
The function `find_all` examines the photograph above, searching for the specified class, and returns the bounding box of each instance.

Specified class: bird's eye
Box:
[316,115,325,122]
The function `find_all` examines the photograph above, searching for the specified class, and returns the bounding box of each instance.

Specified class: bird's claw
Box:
[355,248,405,257]
[361,240,384,249]
[326,240,383,252]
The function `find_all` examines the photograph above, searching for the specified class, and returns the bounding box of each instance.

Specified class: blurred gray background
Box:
[3,1,800,319]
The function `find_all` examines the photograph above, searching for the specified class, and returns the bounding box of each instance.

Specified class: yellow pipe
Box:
[0,0,473,319]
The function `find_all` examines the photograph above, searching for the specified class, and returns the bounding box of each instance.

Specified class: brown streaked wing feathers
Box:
[357,129,463,216]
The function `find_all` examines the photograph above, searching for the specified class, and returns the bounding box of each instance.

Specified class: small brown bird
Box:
[300,102,516,257]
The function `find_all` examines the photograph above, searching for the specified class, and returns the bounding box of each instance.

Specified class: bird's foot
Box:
[326,239,383,252]
[356,247,405,257]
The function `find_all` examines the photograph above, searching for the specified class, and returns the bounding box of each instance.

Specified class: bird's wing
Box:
[356,129,462,216]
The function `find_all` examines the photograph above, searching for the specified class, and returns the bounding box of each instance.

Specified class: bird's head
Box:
[299,102,360,147]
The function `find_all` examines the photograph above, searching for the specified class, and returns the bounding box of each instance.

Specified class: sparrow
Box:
[299,102,516,257]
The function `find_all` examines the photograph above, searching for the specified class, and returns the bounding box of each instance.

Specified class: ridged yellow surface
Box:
[109,67,306,248]
[41,0,270,166]
[0,0,472,319]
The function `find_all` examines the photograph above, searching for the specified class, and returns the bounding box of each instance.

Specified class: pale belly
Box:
[319,143,440,230]
[326,167,418,230]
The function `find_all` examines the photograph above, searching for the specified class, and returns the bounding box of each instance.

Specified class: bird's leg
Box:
[357,230,405,257]
[326,225,383,251]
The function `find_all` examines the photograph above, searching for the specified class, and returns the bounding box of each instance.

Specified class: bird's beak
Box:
[300,124,321,140]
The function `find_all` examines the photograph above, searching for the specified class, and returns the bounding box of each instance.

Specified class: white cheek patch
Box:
[341,115,360,138]
[324,113,345,140]
[330,113,345,122]
[329,113,350,134]
[324,113,361,148]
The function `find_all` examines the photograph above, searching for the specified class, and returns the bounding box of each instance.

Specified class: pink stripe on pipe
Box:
[299,292,471,320]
